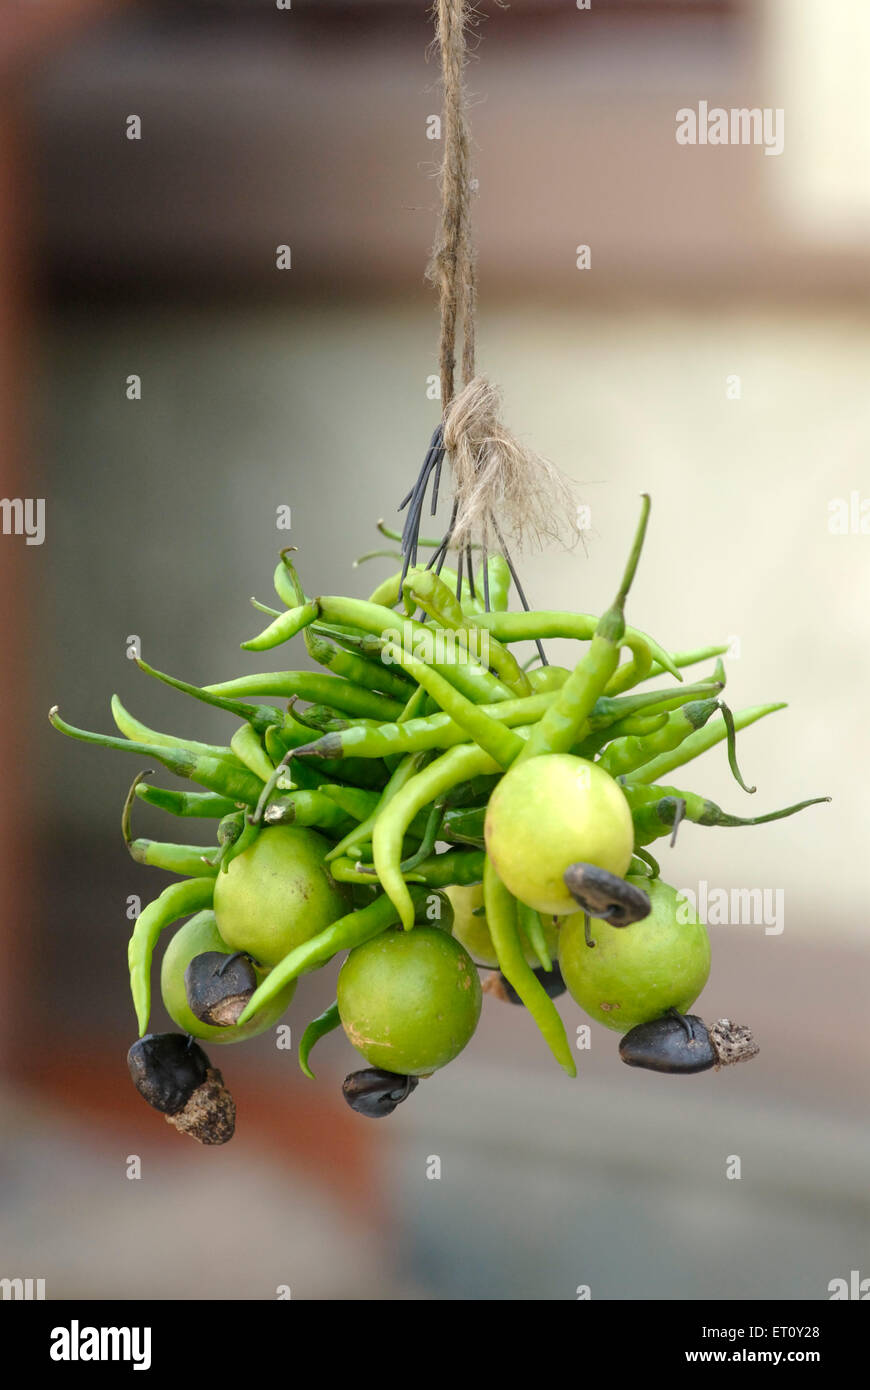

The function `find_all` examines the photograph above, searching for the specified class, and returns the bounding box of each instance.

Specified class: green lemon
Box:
[447,882,562,967]
[337,927,482,1076]
[484,753,634,915]
[160,910,296,1043]
[558,876,711,1032]
[213,825,349,966]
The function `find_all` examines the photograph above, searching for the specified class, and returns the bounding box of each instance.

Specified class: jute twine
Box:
[425,0,577,550]
[425,0,478,409]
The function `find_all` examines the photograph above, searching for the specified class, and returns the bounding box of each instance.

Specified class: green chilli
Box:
[298,1001,341,1080]
[373,741,505,928]
[134,784,239,818]
[50,708,266,805]
[122,773,218,877]
[128,876,215,1035]
[623,781,831,847]
[135,659,284,736]
[204,671,403,722]
[240,600,319,652]
[230,723,276,783]
[483,858,575,1076]
[626,702,787,785]
[517,900,553,973]
[110,694,236,761]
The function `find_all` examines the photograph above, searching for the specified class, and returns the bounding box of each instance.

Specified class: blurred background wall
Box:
[0,0,868,1300]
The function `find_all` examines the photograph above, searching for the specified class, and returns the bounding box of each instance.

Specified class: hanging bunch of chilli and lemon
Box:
[50,497,829,1141]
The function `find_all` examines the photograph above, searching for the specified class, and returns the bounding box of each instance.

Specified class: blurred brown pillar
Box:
[0,1,130,1066]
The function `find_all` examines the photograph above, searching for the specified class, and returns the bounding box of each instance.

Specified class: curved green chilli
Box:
[134,784,240,819]
[111,694,237,762]
[582,676,722,731]
[483,858,575,1077]
[396,796,445,873]
[240,600,319,652]
[517,900,553,973]
[372,740,508,929]
[204,671,403,722]
[298,1001,341,1079]
[623,781,831,847]
[128,877,215,1035]
[49,709,266,805]
[310,623,391,663]
[293,679,721,767]
[230,723,276,783]
[122,772,218,876]
[127,840,219,876]
[135,659,283,736]
[272,551,304,609]
[603,644,653,695]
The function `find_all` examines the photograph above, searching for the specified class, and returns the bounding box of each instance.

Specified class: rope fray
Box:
[443,376,580,551]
